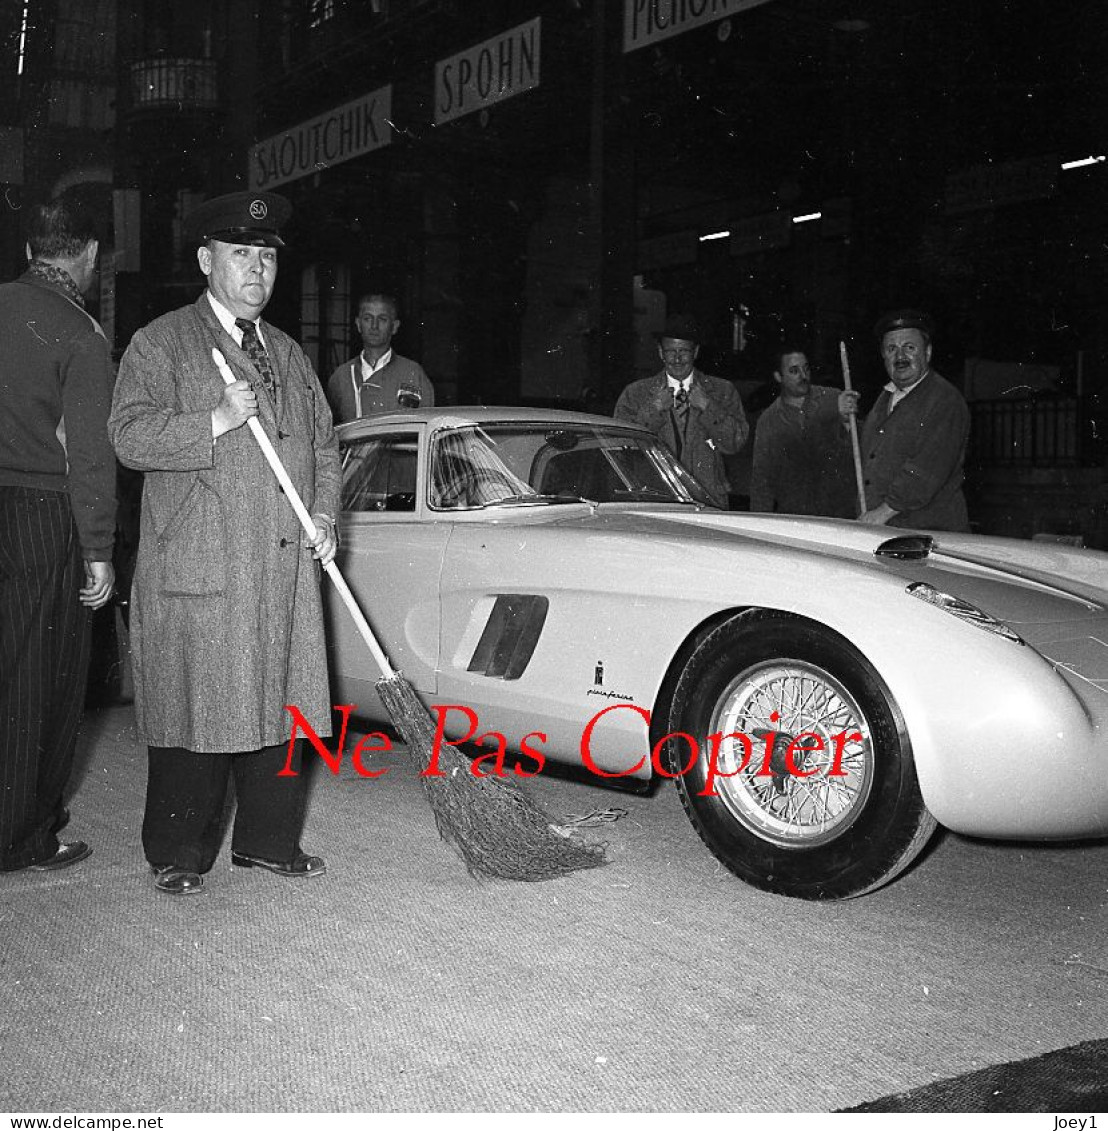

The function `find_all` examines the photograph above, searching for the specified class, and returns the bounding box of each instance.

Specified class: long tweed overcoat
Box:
[109,295,341,753]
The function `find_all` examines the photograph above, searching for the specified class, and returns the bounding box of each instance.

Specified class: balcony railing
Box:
[970,396,1107,468]
[130,58,219,112]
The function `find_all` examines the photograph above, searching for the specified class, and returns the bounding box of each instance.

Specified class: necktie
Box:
[672,386,689,456]
[673,385,690,419]
[236,318,276,398]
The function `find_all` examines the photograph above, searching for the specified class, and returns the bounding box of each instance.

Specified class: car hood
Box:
[549,506,1108,627]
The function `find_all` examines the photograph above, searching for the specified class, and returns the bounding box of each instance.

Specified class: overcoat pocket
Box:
[157,478,226,596]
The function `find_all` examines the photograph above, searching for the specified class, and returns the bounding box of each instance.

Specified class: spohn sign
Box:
[434,17,541,125]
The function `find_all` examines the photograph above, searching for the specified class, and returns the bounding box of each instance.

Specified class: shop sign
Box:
[945,155,1058,215]
[435,18,541,125]
[249,86,392,191]
[729,211,791,256]
[623,0,772,53]
[638,230,699,270]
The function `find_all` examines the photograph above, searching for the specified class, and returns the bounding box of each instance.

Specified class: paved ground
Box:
[2,704,1106,1112]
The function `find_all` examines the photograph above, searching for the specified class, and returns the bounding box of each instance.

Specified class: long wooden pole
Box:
[212,348,395,677]
[839,340,867,518]
[211,349,607,881]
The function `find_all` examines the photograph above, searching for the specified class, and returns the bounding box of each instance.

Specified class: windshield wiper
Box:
[483,493,595,507]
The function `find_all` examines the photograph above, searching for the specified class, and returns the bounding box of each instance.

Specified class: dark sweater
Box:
[0,271,117,558]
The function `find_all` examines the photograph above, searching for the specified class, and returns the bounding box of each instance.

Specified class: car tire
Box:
[666,610,937,900]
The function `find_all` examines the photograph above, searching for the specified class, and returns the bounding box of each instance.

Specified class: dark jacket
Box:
[860,369,971,531]
[326,352,434,423]
[751,385,857,518]
[0,271,116,559]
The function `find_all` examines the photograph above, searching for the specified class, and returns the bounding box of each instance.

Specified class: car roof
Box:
[335,405,651,440]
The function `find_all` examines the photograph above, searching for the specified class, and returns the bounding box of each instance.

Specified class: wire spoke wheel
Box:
[709,661,874,847]
[667,612,937,900]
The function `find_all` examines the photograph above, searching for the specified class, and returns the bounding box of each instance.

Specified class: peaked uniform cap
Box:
[874,308,935,340]
[184,191,292,248]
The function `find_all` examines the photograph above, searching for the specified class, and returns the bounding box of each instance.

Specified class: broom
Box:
[839,340,868,518]
[212,348,607,881]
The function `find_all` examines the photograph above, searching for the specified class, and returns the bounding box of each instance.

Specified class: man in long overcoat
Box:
[109,191,341,895]
[614,314,748,508]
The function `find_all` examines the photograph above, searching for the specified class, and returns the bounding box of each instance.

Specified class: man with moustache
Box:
[839,309,971,531]
[750,344,856,517]
[109,191,340,896]
[614,314,748,508]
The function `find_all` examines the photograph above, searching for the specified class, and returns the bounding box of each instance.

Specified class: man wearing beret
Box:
[109,190,341,896]
[839,309,971,531]
[614,314,748,508]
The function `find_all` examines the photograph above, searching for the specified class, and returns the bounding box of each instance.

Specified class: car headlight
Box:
[906,582,1024,644]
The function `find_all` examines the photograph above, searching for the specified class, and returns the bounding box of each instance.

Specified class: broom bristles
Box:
[376,674,608,881]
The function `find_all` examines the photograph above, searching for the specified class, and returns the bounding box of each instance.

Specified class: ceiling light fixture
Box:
[1060,155,1106,170]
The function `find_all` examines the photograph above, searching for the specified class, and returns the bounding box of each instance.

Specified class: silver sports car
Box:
[325,407,1108,899]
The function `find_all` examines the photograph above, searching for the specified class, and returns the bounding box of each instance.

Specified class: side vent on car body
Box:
[875,534,934,561]
[467,594,550,680]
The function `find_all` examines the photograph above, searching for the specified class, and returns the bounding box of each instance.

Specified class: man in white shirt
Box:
[326,293,435,423]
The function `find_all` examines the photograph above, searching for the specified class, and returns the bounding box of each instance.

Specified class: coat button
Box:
[279,538,289,548]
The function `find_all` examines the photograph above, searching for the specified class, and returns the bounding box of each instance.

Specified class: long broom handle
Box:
[211,347,396,680]
[839,340,868,518]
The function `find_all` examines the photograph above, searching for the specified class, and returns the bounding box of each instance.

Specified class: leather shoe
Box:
[231,850,326,877]
[151,866,205,896]
[28,841,91,870]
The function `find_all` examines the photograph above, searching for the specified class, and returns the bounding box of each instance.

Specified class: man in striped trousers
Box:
[0,187,116,872]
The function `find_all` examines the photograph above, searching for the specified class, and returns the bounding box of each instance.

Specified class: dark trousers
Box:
[0,488,91,870]
[142,740,309,872]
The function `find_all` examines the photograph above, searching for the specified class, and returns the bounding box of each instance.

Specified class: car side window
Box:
[341,433,419,513]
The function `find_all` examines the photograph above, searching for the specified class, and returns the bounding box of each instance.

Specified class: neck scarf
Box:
[26,259,85,308]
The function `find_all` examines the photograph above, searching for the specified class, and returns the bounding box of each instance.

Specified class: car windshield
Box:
[429,422,717,509]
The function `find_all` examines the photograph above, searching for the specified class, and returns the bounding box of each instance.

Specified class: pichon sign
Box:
[435,18,541,125]
[249,86,393,191]
[623,0,772,52]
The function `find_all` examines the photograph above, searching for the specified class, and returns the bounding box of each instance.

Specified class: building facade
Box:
[4,0,1107,537]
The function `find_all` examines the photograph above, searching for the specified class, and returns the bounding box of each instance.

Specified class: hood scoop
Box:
[874,534,934,561]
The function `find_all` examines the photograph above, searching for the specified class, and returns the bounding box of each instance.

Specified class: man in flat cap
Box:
[839,309,971,530]
[614,314,748,507]
[109,190,341,896]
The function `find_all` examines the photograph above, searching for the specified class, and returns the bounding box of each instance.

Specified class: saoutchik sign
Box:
[248,86,393,191]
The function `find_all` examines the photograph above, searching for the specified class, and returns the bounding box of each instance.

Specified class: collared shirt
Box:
[884,369,930,413]
[666,374,691,397]
[206,291,268,349]
[359,348,393,383]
